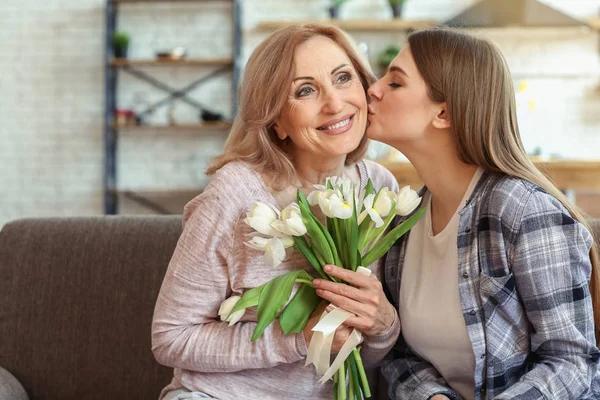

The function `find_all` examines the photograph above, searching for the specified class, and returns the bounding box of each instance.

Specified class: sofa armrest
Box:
[0,366,29,400]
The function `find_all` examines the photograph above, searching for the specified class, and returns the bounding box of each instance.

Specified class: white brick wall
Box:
[0,0,599,225]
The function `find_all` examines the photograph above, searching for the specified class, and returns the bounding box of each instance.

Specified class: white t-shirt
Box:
[399,168,483,400]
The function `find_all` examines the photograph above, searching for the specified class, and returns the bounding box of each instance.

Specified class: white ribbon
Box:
[305,266,372,383]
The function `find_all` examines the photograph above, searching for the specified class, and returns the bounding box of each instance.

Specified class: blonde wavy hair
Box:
[206,24,376,185]
[408,27,600,341]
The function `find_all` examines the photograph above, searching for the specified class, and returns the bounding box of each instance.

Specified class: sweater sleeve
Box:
[151,164,307,373]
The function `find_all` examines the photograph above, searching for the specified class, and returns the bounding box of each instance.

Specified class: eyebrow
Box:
[292,63,349,82]
[389,65,409,78]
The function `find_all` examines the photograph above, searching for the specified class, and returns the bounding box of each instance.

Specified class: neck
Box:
[395,135,478,217]
[292,151,348,188]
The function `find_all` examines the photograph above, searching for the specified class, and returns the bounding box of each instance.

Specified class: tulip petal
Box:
[368,209,385,228]
[264,237,286,267]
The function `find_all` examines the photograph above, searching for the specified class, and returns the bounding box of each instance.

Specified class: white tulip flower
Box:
[244,202,280,237]
[395,186,422,216]
[244,235,294,267]
[218,296,246,326]
[271,203,307,236]
[307,189,322,206]
[317,189,353,219]
[373,187,395,218]
[357,193,385,227]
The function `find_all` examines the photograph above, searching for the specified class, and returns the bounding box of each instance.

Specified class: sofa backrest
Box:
[0,216,598,400]
[0,216,182,400]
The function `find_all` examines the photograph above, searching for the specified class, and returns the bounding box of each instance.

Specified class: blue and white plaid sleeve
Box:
[495,189,600,400]
[382,335,463,400]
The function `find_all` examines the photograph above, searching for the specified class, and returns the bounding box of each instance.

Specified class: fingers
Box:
[316,287,377,321]
[313,278,372,304]
[331,325,362,353]
[322,265,378,289]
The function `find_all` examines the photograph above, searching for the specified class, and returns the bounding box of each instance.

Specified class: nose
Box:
[367,81,382,102]
[321,88,344,115]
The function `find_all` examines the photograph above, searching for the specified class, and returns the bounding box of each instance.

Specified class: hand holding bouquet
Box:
[221,177,423,400]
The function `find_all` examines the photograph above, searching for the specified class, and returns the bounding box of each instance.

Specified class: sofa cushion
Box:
[0,366,29,400]
[0,216,181,400]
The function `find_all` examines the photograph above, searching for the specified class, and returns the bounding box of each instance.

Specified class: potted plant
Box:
[388,0,407,19]
[112,31,130,59]
[328,0,349,19]
[378,44,401,71]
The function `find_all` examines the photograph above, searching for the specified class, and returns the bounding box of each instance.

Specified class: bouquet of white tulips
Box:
[221,177,423,400]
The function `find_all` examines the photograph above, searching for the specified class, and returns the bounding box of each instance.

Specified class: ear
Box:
[273,122,287,140]
[432,103,451,129]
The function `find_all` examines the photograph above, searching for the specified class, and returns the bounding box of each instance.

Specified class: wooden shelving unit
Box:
[255,17,600,33]
[104,0,242,214]
[114,121,232,132]
[256,19,436,32]
[114,188,203,214]
[112,0,229,3]
[378,158,600,191]
[110,58,234,67]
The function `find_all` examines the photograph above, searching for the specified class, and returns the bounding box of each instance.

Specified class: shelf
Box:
[112,0,228,3]
[114,188,202,197]
[114,122,232,132]
[256,18,600,32]
[255,19,436,32]
[114,188,203,214]
[110,58,233,67]
[378,158,600,191]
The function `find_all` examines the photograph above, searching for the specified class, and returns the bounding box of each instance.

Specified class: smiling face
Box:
[274,35,368,164]
[366,46,447,149]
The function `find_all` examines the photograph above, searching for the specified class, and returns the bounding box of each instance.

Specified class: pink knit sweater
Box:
[152,160,401,400]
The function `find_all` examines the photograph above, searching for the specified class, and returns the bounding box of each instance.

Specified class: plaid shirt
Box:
[382,172,600,400]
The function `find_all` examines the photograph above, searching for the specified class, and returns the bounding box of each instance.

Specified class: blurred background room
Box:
[1,0,599,227]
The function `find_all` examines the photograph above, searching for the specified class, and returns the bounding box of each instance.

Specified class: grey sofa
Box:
[0,216,598,399]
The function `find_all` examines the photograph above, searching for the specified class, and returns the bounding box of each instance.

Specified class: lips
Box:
[316,114,354,131]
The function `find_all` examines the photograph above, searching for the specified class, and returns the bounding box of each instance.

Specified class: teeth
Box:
[320,117,351,131]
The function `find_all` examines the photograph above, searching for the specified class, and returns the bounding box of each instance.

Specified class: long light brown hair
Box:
[206,24,376,186]
[408,27,600,341]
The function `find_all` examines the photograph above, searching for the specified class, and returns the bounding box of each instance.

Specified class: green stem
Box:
[347,359,355,400]
[359,222,375,252]
[334,368,339,400]
[352,348,371,398]
[294,278,314,287]
[338,362,347,400]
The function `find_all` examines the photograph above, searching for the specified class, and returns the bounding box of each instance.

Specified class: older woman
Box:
[151,24,401,400]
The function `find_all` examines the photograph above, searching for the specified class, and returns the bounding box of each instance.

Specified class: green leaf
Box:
[347,198,359,271]
[279,284,320,334]
[363,199,397,253]
[297,191,335,265]
[294,236,328,279]
[230,284,265,315]
[252,270,311,341]
[362,208,426,266]
[312,214,341,266]
[364,178,375,196]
